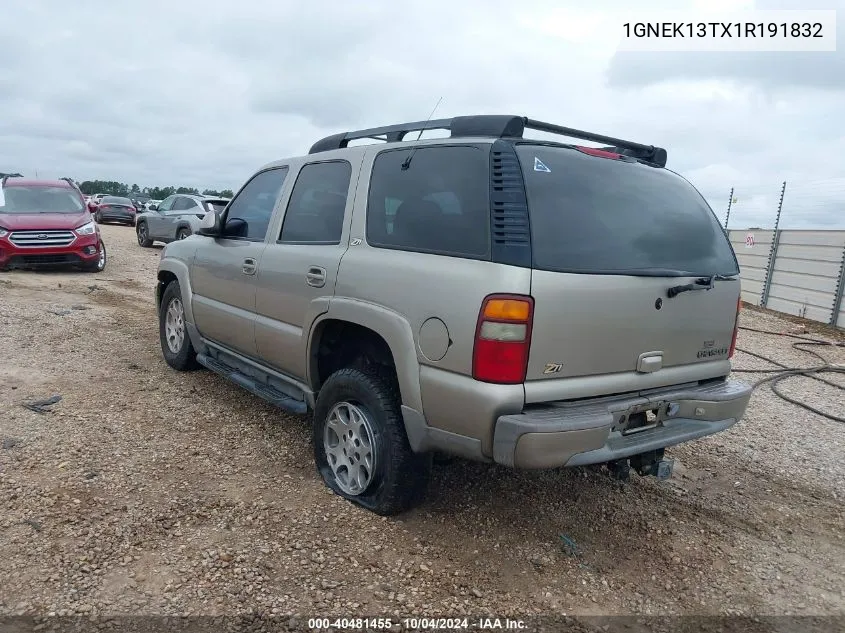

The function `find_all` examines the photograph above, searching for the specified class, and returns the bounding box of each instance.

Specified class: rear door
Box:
[253,160,356,381]
[514,144,741,400]
[163,196,190,239]
[148,195,175,239]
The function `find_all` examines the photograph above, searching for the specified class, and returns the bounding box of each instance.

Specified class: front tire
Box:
[83,241,107,273]
[137,221,153,247]
[158,280,199,371]
[313,366,431,516]
[176,228,190,240]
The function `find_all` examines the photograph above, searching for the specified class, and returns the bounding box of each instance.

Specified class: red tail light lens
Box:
[728,297,742,358]
[472,294,534,384]
[575,146,621,159]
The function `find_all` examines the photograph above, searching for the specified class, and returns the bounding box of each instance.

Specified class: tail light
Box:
[728,296,742,358]
[472,294,534,384]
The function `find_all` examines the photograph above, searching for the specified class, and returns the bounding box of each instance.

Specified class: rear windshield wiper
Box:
[667,274,735,298]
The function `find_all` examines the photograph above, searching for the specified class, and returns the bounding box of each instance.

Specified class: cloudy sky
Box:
[1,0,843,229]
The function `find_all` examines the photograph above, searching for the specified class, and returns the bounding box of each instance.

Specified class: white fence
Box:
[729,229,845,329]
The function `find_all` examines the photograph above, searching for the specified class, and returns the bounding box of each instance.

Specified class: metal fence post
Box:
[724,186,734,233]
[760,181,787,307]
[725,187,734,235]
[831,243,845,327]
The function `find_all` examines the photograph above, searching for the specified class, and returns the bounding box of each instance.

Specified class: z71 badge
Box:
[543,363,563,374]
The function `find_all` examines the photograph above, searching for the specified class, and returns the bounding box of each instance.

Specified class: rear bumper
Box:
[98,211,135,223]
[493,378,753,469]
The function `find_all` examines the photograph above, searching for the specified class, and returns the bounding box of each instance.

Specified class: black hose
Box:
[732,326,845,424]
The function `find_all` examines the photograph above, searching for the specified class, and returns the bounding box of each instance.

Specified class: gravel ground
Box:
[1,225,844,629]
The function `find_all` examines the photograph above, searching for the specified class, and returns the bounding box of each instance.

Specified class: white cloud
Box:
[0,0,842,228]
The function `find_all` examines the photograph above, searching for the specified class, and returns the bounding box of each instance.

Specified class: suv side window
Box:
[158,196,176,212]
[366,146,490,258]
[222,167,289,241]
[279,161,352,244]
[170,196,188,211]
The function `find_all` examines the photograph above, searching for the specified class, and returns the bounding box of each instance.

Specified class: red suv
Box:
[0,176,107,272]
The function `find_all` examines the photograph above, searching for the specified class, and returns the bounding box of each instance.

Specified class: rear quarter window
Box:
[366,145,490,259]
[516,145,739,276]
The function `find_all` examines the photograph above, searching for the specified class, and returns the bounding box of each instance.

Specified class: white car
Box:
[144,199,162,211]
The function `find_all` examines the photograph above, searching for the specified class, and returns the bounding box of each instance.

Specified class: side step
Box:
[196,353,308,415]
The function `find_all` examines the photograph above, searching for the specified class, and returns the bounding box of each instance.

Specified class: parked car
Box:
[144,199,162,211]
[92,195,137,226]
[90,193,109,206]
[136,194,229,246]
[155,114,751,516]
[0,176,106,272]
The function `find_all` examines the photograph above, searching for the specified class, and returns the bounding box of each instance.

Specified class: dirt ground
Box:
[1,224,844,630]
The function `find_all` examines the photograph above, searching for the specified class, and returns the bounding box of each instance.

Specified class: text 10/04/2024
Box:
[308,617,527,630]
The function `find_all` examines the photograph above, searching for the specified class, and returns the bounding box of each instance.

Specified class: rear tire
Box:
[313,366,431,516]
[137,221,153,247]
[176,228,190,240]
[159,280,199,371]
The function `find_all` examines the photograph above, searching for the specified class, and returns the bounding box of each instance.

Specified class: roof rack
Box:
[1,173,23,186]
[308,115,667,166]
[59,177,83,194]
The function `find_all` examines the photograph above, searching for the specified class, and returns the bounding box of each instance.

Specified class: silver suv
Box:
[137,194,230,246]
[155,115,752,515]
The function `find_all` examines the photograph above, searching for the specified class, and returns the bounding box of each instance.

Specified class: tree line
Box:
[0,174,233,200]
[76,180,234,200]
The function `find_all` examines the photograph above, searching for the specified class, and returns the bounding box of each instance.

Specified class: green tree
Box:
[73,179,232,199]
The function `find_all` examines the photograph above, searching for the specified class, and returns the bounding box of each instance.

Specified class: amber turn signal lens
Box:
[482,299,531,321]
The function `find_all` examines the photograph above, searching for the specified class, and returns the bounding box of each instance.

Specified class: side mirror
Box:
[197,210,222,236]
[149,204,158,211]
[87,201,98,211]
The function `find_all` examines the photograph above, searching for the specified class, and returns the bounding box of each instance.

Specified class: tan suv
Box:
[155,115,752,515]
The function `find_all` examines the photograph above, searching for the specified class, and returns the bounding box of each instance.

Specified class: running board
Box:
[196,353,308,415]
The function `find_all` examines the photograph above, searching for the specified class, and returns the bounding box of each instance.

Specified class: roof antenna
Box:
[401,96,443,171]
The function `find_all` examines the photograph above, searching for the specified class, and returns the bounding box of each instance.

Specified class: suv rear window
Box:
[366,145,490,258]
[516,145,739,277]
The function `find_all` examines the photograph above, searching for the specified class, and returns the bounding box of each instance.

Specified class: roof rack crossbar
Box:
[59,177,82,193]
[523,119,652,152]
[308,115,667,166]
[1,173,23,186]
[522,119,666,166]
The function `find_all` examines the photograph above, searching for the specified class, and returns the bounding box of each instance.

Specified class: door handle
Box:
[242,257,257,276]
[305,266,326,288]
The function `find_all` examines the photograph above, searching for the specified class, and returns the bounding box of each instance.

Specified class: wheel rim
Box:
[97,244,106,270]
[138,224,146,244]
[323,401,377,496]
[178,230,187,240]
[164,298,186,354]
